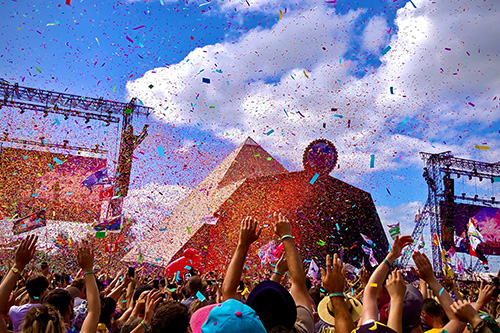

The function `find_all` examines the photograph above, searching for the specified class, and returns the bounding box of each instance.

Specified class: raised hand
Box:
[450,300,482,327]
[410,251,435,282]
[77,241,94,272]
[273,212,292,239]
[390,235,413,258]
[143,290,163,325]
[14,235,38,269]
[359,265,370,288]
[385,270,406,302]
[475,281,495,311]
[320,253,346,294]
[238,216,261,248]
[275,252,288,274]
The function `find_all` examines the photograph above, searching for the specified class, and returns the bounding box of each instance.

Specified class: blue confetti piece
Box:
[310,173,319,184]
[185,265,191,270]
[196,291,206,301]
[47,163,53,170]
[390,87,394,94]
[333,114,343,118]
[54,157,63,164]
[400,116,409,125]
[202,77,210,83]
[493,177,500,183]
[381,46,392,55]
[32,193,39,197]
[158,146,164,157]
[370,155,375,168]
[266,129,275,135]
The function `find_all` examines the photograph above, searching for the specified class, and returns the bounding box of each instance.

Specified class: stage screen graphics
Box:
[0,147,106,224]
[453,203,500,255]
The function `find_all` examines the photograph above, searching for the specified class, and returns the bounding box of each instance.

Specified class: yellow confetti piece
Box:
[279,9,283,20]
[242,287,248,295]
[303,70,309,78]
[475,145,489,150]
[369,283,378,287]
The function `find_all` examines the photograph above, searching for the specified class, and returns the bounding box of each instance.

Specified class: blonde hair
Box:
[21,304,66,333]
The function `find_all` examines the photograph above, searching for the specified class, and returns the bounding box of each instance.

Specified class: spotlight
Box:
[85,118,90,124]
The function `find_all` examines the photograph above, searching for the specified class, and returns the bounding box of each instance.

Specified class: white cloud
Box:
[362,16,390,53]
[127,0,500,182]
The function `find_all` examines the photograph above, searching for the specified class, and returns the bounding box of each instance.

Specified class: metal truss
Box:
[399,151,500,272]
[0,80,152,123]
[0,136,108,154]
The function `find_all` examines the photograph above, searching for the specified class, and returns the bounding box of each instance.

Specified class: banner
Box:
[94,216,121,232]
[12,210,46,235]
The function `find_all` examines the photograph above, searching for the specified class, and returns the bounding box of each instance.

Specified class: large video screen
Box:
[0,147,106,224]
[454,203,500,255]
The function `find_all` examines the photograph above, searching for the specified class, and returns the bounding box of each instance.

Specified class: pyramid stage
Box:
[126,138,389,271]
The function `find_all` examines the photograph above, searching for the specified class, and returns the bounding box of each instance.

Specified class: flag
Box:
[82,167,109,191]
[456,257,464,274]
[369,251,379,266]
[307,259,320,279]
[12,210,46,235]
[94,216,121,233]
[105,243,118,253]
[432,234,439,246]
[360,233,374,246]
[418,235,425,250]
[98,185,114,200]
[388,223,400,240]
[454,234,467,252]
[467,218,484,251]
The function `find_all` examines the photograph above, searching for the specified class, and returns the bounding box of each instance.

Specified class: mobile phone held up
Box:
[128,266,135,278]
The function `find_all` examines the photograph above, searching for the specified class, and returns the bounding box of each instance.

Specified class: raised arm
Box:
[0,235,37,333]
[273,212,310,309]
[221,216,261,301]
[320,253,355,333]
[411,251,456,320]
[79,241,100,333]
[360,235,413,324]
[385,270,406,333]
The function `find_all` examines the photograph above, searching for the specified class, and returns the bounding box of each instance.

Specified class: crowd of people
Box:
[1,212,499,333]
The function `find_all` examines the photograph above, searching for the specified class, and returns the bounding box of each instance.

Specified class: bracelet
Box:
[10,267,21,275]
[438,287,445,296]
[383,259,392,269]
[141,320,150,331]
[281,235,295,241]
[328,293,345,298]
[272,271,283,276]
[83,270,94,276]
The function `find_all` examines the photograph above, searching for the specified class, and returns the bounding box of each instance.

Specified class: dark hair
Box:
[422,298,443,317]
[133,285,153,305]
[26,274,49,299]
[151,302,189,333]
[40,262,48,270]
[43,289,73,318]
[185,276,206,296]
[121,317,142,333]
[99,296,117,327]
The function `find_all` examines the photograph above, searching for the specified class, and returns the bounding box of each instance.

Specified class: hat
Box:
[353,321,398,333]
[387,284,422,333]
[318,294,363,326]
[245,280,297,331]
[190,299,266,333]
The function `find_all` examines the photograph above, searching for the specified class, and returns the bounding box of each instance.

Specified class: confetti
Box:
[400,116,408,125]
[202,78,210,83]
[369,283,378,287]
[126,36,134,43]
[474,145,489,150]
[370,155,375,168]
[310,173,319,184]
[196,291,206,301]
[35,67,42,73]
[279,9,283,20]
[266,129,275,135]
[158,146,164,157]
[54,157,64,165]
[381,46,391,55]
[316,240,325,246]
[390,87,394,94]
[344,60,351,69]
[133,25,146,30]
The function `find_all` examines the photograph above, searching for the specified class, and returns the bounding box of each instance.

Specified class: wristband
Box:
[141,320,150,331]
[11,267,21,275]
[328,293,345,298]
[272,271,283,276]
[383,259,392,269]
[281,235,295,241]
[83,270,94,276]
[438,287,445,296]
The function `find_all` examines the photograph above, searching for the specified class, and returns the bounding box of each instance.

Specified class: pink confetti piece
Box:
[126,36,133,43]
[133,25,146,30]
[344,60,351,69]
[445,47,451,51]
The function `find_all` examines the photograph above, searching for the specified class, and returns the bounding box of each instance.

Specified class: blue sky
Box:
[1,0,499,271]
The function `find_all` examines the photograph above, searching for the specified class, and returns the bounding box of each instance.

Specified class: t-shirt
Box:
[294,305,315,333]
[9,303,42,332]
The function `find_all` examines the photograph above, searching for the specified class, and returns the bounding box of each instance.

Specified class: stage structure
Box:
[0,80,152,222]
[399,152,500,273]
[171,139,389,271]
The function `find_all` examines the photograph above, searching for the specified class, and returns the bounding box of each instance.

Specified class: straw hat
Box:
[318,294,363,326]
